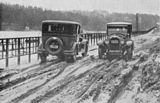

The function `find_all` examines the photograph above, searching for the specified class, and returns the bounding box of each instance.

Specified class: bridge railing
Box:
[0,33,107,67]
[82,33,107,45]
[1,29,156,67]
[0,37,40,67]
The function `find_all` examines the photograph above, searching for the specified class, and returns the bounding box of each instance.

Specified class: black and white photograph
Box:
[0,0,160,103]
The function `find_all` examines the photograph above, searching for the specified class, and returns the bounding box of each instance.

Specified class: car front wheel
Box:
[98,47,104,59]
[124,47,133,61]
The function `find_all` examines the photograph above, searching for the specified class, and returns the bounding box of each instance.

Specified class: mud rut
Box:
[0,54,151,103]
[0,56,107,102]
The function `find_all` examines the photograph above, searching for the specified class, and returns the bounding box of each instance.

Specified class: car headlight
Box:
[105,40,109,44]
[121,41,124,44]
[126,41,132,46]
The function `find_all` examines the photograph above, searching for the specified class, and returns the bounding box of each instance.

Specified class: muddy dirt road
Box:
[0,30,160,103]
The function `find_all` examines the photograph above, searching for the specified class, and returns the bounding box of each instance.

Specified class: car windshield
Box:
[42,23,77,34]
[107,27,128,35]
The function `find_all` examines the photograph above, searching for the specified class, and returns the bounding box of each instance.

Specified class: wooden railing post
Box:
[14,39,17,56]
[28,38,31,63]
[22,38,25,55]
[2,39,4,59]
[5,39,9,67]
[37,37,40,60]
[84,34,87,39]
[90,34,93,45]
[87,34,89,46]
[17,38,21,65]
[94,34,95,44]
[103,33,104,40]
[96,33,98,44]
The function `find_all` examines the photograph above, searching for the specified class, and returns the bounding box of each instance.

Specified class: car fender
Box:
[81,39,88,45]
[97,41,107,49]
[97,41,104,46]
[125,40,134,53]
[126,39,134,46]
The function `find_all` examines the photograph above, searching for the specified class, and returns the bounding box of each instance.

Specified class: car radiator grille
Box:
[109,44,120,50]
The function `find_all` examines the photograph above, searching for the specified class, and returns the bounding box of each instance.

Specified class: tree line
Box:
[0,3,159,31]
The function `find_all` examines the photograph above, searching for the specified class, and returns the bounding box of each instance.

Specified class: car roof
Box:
[107,22,132,25]
[42,20,81,25]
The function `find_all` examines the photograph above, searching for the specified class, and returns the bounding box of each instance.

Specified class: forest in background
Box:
[0,3,159,31]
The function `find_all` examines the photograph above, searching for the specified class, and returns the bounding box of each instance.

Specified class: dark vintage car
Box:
[97,22,134,60]
[38,20,88,63]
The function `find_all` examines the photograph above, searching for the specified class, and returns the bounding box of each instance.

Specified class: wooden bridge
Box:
[0,25,157,67]
[0,32,106,67]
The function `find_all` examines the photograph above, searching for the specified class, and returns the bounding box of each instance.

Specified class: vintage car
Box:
[97,22,134,60]
[38,20,88,63]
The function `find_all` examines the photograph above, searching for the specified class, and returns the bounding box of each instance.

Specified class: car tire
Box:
[38,44,47,63]
[58,55,65,61]
[129,51,133,59]
[124,47,133,61]
[39,52,47,64]
[98,47,103,59]
[82,52,87,57]
[70,55,76,62]
[128,47,133,60]
[65,55,76,63]
[45,37,63,55]
[82,44,88,57]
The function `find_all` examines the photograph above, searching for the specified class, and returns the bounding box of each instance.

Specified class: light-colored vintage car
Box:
[97,22,134,61]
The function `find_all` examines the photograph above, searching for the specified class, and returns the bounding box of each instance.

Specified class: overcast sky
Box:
[0,0,159,15]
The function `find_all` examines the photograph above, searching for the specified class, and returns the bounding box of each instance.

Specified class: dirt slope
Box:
[0,30,160,103]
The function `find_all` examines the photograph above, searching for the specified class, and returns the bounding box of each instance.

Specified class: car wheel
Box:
[58,55,65,61]
[128,47,133,60]
[38,44,47,63]
[129,51,133,59]
[39,52,47,64]
[82,44,88,57]
[82,52,87,57]
[71,55,76,62]
[124,47,133,61]
[124,54,129,61]
[65,55,76,63]
[98,47,103,59]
